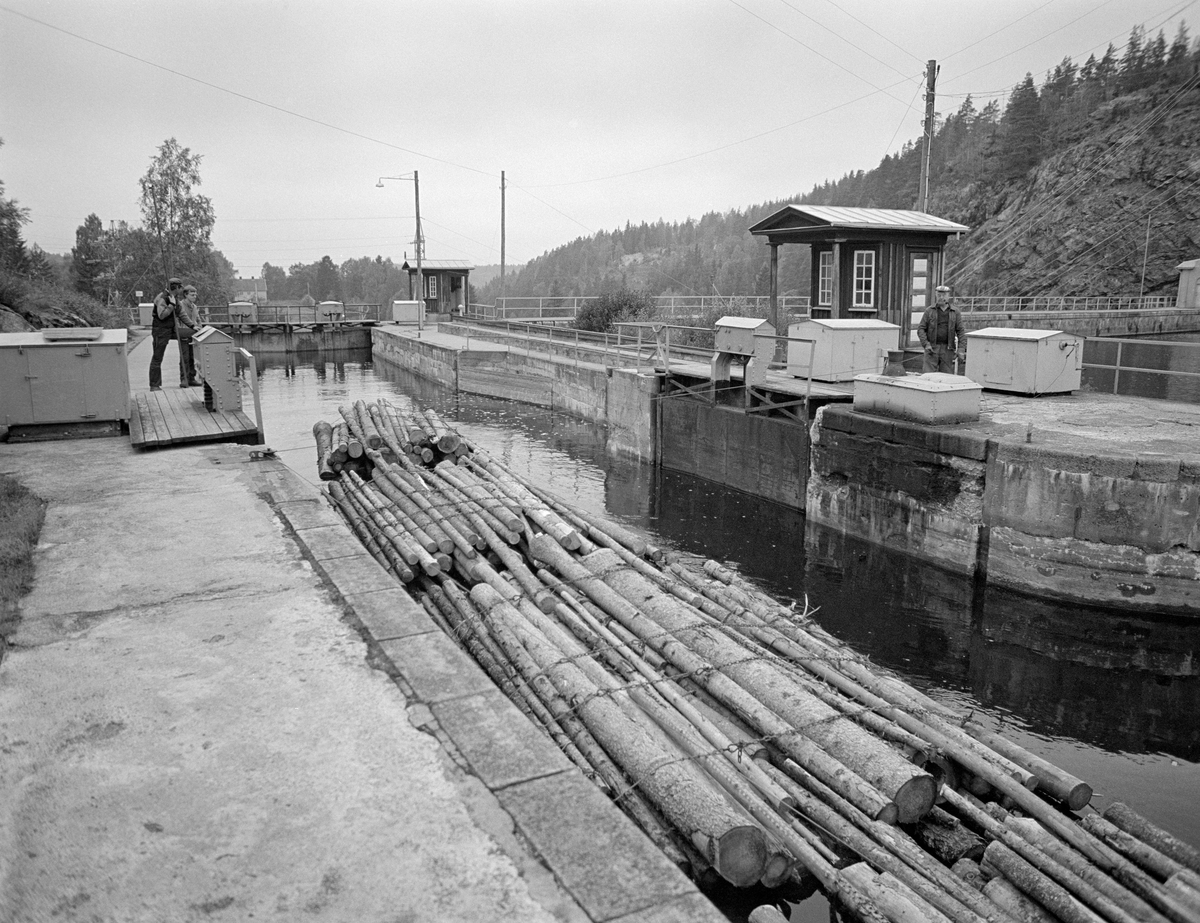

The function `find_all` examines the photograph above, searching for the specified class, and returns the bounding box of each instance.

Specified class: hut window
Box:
[426,276,438,298]
[817,251,834,306]
[853,250,875,308]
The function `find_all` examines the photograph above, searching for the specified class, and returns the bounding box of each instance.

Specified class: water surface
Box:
[241,346,1200,922]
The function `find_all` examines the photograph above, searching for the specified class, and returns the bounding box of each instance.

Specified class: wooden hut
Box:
[401,259,474,315]
[749,206,968,346]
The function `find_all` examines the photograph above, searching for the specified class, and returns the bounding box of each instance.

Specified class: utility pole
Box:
[917,59,938,214]
[413,170,423,316]
[500,170,506,305]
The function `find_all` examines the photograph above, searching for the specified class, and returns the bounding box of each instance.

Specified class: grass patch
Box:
[0,474,47,645]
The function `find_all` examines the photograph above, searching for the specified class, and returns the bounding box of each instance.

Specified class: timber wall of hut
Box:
[809,405,1200,614]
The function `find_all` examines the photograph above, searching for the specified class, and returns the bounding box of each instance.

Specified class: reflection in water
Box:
[241,346,1200,900]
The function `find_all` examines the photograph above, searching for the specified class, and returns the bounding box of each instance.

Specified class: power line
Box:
[0,3,494,179]
[725,0,914,104]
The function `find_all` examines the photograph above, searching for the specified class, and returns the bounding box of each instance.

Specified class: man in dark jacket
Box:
[916,284,966,373]
[149,277,182,390]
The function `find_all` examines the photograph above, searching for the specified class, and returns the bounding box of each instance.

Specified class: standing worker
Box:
[176,284,200,387]
[917,284,967,373]
[149,277,183,391]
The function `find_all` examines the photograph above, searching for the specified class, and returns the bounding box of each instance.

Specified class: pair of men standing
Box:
[149,277,200,390]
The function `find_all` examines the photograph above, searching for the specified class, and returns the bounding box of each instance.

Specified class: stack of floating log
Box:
[314,398,1200,923]
[313,400,465,481]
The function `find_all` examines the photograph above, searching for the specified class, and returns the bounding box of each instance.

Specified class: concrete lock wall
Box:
[984,445,1200,611]
[373,330,458,386]
[230,327,373,354]
[370,328,655,460]
[807,407,987,574]
[606,368,659,463]
[659,399,809,509]
[808,405,1200,614]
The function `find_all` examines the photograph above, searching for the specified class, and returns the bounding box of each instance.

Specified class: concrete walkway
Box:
[0,334,720,923]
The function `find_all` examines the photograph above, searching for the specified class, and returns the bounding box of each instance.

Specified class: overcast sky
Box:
[2,0,1192,279]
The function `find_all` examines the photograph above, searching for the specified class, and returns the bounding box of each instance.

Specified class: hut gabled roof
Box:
[749,205,968,241]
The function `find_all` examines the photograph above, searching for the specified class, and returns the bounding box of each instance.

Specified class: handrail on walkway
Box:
[238,347,265,443]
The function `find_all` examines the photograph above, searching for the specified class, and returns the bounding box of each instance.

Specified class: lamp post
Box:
[376,172,423,318]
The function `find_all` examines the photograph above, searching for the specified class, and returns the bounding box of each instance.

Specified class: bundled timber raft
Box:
[313,398,1200,923]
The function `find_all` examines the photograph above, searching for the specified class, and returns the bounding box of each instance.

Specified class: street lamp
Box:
[376,172,423,315]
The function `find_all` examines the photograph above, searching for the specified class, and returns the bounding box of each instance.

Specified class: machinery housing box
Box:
[317,301,345,324]
[713,316,774,356]
[391,299,424,324]
[193,325,242,412]
[228,301,258,324]
[853,372,981,424]
[0,328,130,426]
[788,318,901,381]
[964,327,1083,395]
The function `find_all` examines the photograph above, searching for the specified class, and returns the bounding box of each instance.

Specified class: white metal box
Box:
[711,316,775,387]
[317,301,345,324]
[788,318,901,381]
[713,316,774,356]
[228,301,258,324]
[391,299,424,324]
[853,372,981,424]
[964,327,1083,395]
[0,328,130,426]
[138,303,154,326]
[193,325,242,412]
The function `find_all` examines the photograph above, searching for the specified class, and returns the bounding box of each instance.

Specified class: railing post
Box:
[1113,341,1123,394]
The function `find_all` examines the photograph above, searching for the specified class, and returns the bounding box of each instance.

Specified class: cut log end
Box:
[893,775,939,825]
[707,825,771,888]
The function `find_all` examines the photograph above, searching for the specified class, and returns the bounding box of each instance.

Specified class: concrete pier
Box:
[0,336,723,923]
[809,392,1200,614]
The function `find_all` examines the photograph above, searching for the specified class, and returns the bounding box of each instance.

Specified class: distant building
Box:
[402,259,473,315]
[232,277,269,305]
[749,205,968,343]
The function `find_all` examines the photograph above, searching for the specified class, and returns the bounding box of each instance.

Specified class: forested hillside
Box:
[479,24,1200,304]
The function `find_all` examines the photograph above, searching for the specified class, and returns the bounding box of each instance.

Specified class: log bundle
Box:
[314,398,1200,923]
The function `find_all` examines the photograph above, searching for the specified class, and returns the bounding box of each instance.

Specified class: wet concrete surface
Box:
[0,331,721,923]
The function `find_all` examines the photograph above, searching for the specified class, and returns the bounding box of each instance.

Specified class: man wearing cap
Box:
[149,277,183,390]
[917,284,966,374]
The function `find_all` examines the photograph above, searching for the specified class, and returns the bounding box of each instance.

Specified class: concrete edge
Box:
[244,457,723,923]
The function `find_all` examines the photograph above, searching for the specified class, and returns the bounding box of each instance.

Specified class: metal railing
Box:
[468,295,811,322]
[237,347,265,442]
[203,303,384,324]
[955,295,1178,313]
[443,317,720,372]
[1081,337,1200,402]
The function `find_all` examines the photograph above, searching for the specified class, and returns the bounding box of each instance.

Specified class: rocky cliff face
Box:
[944,87,1200,297]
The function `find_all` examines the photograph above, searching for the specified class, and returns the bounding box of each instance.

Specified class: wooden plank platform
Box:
[129,387,259,450]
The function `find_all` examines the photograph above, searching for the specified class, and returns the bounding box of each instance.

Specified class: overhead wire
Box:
[8,0,1189,284]
[771,0,918,82]
[946,68,1200,286]
[948,62,1200,271]
[724,0,916,105]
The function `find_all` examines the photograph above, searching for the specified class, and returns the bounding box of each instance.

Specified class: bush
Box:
[574,287,654,333]
[0,272,121,329]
